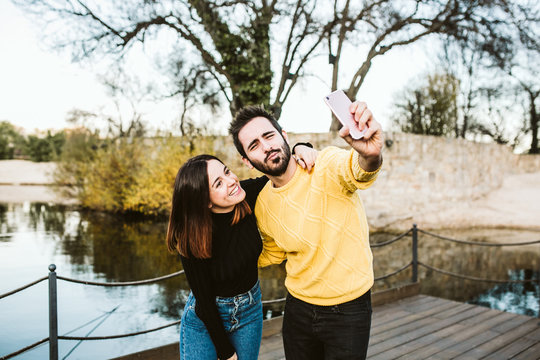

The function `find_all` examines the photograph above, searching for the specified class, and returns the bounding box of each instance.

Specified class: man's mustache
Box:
[265,149,281,162]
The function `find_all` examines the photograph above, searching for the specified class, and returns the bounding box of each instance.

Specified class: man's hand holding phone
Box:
[324,90,383,172]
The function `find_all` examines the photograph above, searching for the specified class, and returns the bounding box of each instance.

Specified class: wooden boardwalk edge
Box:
[111,284,420,360]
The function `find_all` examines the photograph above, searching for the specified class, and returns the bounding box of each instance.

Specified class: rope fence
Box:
[370,228,411,248]
[419,262,540,283]
[57,270,185,287]
[0,338,49,360]
[418,229,540,246]
[58,321,182,341]
[0,276,47,300]
[1,224,538,360]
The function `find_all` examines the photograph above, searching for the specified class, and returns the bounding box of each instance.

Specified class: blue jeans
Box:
[179,281,263,360]
[282,290,372,360]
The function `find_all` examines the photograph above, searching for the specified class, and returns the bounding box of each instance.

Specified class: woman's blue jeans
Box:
[179,281,263,360]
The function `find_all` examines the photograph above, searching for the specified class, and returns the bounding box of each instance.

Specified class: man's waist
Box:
[285,276,374,306]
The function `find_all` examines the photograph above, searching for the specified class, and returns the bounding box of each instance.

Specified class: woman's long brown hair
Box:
[166,155,251,259]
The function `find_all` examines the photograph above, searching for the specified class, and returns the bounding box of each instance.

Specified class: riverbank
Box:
[0,159,539,231]
[0,160,75,204]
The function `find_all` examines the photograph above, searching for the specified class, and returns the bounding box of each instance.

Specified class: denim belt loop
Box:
[248,289,254,304]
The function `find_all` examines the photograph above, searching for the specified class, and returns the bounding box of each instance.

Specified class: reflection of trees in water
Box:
[0,203,15,239]
[27,202,69,234]
[79,211,191,319]
[9,203,539,319]
[18,204,190,320]
[469,269,539,317]
[371,231,540,310]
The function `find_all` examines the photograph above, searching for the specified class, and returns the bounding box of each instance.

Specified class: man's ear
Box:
[282,130,290,144]
[242,157,254,169]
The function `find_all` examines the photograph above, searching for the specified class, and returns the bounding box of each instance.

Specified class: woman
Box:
[166,145,316,360]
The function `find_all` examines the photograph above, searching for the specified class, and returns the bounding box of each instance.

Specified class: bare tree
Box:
[14,0,331,119]
[13,0,538,128]
[326,0,538,131]
[506,49,540,154]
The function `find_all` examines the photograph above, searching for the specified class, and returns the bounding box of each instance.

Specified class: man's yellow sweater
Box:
[256,146,380,306]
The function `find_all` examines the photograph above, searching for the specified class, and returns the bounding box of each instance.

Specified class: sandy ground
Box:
[411,172,540,231]
[0,160,539,230]
[0,160,74,204]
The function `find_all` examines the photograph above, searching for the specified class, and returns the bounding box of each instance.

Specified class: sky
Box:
[0,1,432,136]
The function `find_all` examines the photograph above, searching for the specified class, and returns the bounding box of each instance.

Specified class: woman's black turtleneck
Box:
[179,176,269,359]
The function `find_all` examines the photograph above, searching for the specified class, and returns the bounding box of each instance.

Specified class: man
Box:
[229,100,383,359]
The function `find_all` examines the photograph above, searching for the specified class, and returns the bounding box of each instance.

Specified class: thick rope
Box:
[418,229,540,246]
[0,338,49,360]
[57,270,185,286]
[375,262,413,281]
[58,320,181,340]
[419,262,540,283]
[0,276,47,299]
[370,229,412,248]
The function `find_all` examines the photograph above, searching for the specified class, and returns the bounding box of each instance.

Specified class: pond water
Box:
[0,203,538,359]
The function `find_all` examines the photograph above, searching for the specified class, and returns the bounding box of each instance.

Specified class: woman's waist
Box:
[215,279,261,304]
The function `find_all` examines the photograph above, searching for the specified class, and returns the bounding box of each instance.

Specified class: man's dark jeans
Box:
[282,290,372,360]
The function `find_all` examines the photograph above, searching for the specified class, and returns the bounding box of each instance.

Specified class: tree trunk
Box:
[529,90,539,154]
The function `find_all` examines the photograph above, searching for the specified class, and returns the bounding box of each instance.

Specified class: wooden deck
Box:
[114,288,540,360]
[259,295,540,360]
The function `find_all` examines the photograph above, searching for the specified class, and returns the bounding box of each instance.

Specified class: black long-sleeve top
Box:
[180,176,269,359]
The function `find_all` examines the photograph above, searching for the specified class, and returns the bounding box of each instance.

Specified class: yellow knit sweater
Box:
[256,146,380,305]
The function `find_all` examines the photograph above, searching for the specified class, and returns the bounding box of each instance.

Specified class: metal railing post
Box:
[49,264,58,360]
[412,224,418,283]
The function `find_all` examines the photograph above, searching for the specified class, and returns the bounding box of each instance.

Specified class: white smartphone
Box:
[323,90,366,139]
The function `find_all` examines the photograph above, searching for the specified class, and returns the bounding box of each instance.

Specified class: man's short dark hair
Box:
[229,105,283,158]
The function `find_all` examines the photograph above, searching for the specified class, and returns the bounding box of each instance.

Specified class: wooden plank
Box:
[524,326,540,341]
[491,312,537,333]
[113,294,540,360]
[510,341,540,360]
[402,296,446,313]
[482,335,539,360]
[262,316,283,338]
[429,310,520,359]
[371,294,433,320]
[368,305,489,358]
[370,298,458,339]
[369,305,490,359]
[110,342,178,360]
[371,282,420,306]
[432,301,476,319]
[396,307,507,359]
[451,318,540,359]
[372,294,427,319]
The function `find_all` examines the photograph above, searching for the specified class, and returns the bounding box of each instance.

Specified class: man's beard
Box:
[248,143,292,177]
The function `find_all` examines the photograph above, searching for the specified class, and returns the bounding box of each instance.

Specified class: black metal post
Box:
[49,264,58,360]
[412,224,418,283]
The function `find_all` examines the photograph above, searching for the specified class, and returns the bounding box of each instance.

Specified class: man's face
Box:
[237,116,291,176]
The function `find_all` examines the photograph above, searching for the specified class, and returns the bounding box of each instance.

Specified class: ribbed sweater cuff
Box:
[351,150,382,182]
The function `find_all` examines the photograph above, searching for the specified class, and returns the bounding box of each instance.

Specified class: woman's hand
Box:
[293,144,318,173]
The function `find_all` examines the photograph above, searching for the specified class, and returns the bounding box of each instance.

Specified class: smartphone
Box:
[323,90,366,139]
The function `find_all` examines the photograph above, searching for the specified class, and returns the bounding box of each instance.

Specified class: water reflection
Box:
[370,229,540,314]
[0,203,538,359]
[468,269,539,317]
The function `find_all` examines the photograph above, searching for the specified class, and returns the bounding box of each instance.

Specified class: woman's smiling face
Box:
[206,159,246,213]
